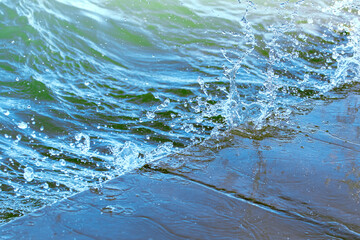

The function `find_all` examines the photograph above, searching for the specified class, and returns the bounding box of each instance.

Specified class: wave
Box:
[0,0,359,223]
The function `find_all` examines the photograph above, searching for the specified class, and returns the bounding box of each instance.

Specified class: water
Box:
[0,0,359,223]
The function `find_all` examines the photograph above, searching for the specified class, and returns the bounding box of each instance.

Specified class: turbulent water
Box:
[0,0,359,223]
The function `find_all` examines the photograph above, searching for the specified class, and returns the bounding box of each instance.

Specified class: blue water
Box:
[0,0,359,223]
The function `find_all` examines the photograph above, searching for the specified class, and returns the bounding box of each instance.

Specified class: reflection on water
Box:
[0,0,360,224]
[250,141,268,196]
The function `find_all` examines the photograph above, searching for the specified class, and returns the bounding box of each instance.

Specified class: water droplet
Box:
[18,122,28,129]
[75,133,91,153]
[75,134,82,141]
[40,126,44,131]
[60,159,66,166]
[4,111,10,116]
[24,167,34,182]
[146,111,155,119]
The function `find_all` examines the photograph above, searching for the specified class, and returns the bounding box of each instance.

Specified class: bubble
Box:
[24,167,34,182]
[18,122,28,129]
[4,111,10,116]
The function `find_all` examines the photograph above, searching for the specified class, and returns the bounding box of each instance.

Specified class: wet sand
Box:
[1,93,360,239]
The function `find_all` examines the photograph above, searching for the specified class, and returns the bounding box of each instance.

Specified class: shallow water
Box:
[0,0,359,223]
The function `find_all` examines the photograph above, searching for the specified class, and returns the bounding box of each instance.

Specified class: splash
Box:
[329,5,360,90]
[0,0,359,224]
[209,0,360,131]
[109,141,174,175]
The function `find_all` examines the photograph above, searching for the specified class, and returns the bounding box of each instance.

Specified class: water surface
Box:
[0,0,359,223]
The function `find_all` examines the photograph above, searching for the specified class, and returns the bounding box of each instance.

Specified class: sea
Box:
[0,0,359,223]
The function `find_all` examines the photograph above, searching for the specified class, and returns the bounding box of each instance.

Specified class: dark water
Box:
[0,0,359,223]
